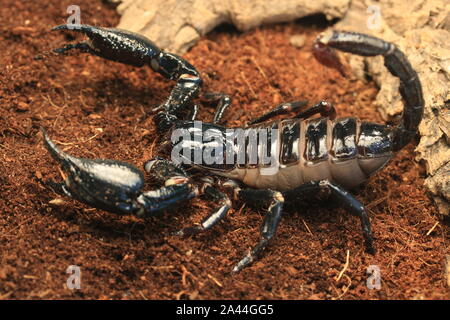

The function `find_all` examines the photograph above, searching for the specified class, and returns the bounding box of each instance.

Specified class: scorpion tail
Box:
[314,30,424,151]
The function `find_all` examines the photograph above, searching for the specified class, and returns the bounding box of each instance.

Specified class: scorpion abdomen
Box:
[193,117,394,191]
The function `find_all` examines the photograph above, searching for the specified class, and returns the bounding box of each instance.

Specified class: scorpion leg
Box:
[284,180,374,254]
[189,104,199,121]
[174,180,231,236]
[247,100,336,125]
[233,189,284,273]
[42,129,197,216]
[248,100,308,125]
[202,92,232,124]
[323,180,374,253]
[51,24,161,67]
[294,101,336,120]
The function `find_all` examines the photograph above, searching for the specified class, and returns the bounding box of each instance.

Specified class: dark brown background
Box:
[0,0,448,299]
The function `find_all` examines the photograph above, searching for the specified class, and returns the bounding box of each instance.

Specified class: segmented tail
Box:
[314,30,424,151]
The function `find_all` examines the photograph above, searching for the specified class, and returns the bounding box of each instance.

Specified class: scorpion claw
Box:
[43,179,74,198]
[42,130,197,216]
[41,128,146,215]
[51,24,162,67]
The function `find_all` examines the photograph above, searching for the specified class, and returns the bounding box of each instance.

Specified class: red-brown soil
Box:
[0,0,448,299]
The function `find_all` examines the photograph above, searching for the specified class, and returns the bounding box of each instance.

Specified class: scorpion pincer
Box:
[41,27,423,272]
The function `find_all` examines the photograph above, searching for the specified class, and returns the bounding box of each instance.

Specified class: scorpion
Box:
[41,24,423,272]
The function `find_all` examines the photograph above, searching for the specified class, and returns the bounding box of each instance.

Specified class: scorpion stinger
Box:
[51,24,202,132]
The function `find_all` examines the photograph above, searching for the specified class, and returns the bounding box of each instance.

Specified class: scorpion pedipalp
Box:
[41,129,197,216]
[51,24,162,67]
[51,24,203,131]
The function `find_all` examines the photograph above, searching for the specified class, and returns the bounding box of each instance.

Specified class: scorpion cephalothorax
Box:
[42,26,423,272]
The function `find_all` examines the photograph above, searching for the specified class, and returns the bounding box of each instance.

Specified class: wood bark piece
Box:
[113,0,350,54]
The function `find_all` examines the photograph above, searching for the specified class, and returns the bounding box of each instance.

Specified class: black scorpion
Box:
[41,25,423,272]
